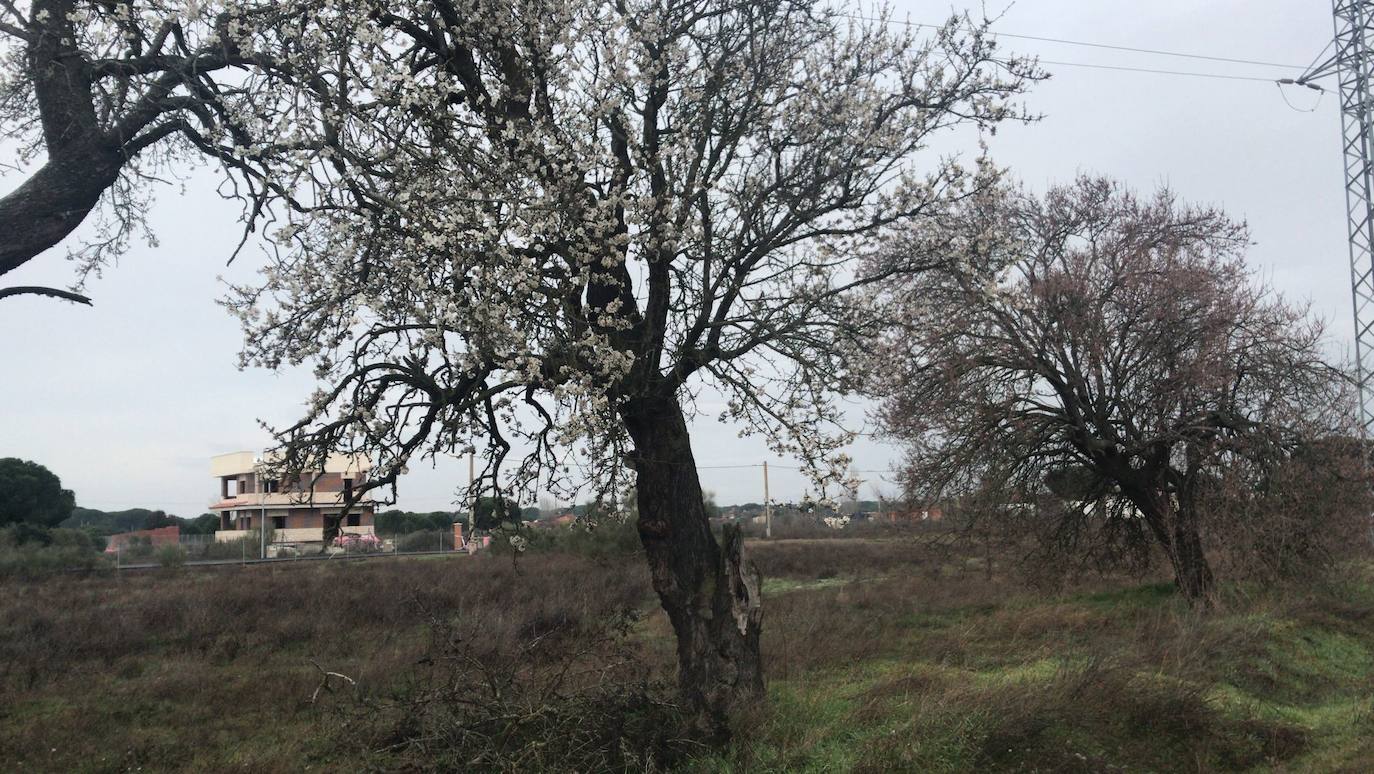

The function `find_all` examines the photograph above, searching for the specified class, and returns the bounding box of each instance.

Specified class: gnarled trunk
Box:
[620,393,764,740]
[1169,498,1215,604]
[1130,488,1216,605]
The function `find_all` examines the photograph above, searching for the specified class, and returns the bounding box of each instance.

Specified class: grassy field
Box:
[2,534,1372,772]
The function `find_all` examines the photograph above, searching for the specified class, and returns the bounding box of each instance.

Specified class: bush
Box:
[47,528,98,551]
[376,510,458,535]
[571,517,643,558]
[840,659,1309,773]
[195,537,256,561]
[498,518,642,560]
[156,545,187,569]
[85,530,108,553]
[119,538,157,564]
[326,606,696,772]
[0,543,111,579]
[1202,442,1374,588]
[395,530,453,553]
[0,522,54,547]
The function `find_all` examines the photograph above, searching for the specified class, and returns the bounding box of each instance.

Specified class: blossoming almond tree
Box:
[2,0,1038,730]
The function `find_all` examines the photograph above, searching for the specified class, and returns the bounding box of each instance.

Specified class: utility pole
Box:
[763,461,772,539]
[1288,1,1374,435]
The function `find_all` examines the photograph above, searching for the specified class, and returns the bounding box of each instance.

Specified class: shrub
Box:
[1,522,54,547]
[561,518,641,559]
[842,659,1309,773]
[376,510,460,535]
[196,538,255,561]
[497,518,642,560]
[395,530,451,553]
[0,543,111,579]
[119,540,157,563]
[156,545,187,569]
[1202,440,1374,588]
[47,528,97,551]
[325,606,696,772]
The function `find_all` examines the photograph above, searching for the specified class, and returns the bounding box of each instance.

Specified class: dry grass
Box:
[0,554,656,772]
[2,537,1373,772]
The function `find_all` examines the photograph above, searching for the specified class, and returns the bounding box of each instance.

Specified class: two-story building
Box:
[210,451,376,545]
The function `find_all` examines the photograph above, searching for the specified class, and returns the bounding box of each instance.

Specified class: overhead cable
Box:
[839,13,1305,70]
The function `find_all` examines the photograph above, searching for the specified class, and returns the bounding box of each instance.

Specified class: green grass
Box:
[703,571,1374,773]
[762,575,858,595]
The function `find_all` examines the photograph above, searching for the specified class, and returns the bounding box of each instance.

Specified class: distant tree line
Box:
[63,508,219,536]
[375,510,462,535]
[375,499,548,535]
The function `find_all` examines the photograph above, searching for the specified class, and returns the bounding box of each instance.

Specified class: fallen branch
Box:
[309,659,358,705]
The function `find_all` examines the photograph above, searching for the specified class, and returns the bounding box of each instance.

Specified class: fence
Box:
[110,528,469,568]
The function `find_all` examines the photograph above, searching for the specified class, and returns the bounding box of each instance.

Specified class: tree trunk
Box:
[1169,501,1215,604]
[620,393,764,741]
[1127,486,1216,606]
[322,514,342,545]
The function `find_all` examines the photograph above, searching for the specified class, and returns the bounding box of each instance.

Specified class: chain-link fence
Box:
[110,528,469,568]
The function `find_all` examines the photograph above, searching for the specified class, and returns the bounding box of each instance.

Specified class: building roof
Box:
[211,451,372,478]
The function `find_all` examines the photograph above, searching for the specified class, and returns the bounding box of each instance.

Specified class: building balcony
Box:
[208,491,374,510]
[214,525,376,544]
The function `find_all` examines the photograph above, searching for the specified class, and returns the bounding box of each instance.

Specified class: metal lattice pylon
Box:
[1323,5,1374,549]
[1298,2,1374,434]
[1334,1,1374,435]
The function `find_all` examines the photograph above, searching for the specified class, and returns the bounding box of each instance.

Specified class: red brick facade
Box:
[104,525,180,553]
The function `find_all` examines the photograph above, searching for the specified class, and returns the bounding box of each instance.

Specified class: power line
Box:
[1036,59,1285,83]
[975,31,1301,70]
[840,13,1305,70]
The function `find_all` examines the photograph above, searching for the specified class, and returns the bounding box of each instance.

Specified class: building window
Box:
[272,516,286,530]
[264,479,279,494]
[346,513,361,527]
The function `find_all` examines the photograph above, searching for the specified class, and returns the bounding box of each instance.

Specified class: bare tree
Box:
[869,177,1353,604]
[3,0,1038,731]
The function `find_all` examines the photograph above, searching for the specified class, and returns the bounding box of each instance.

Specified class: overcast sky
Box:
[0,0,1348,514]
